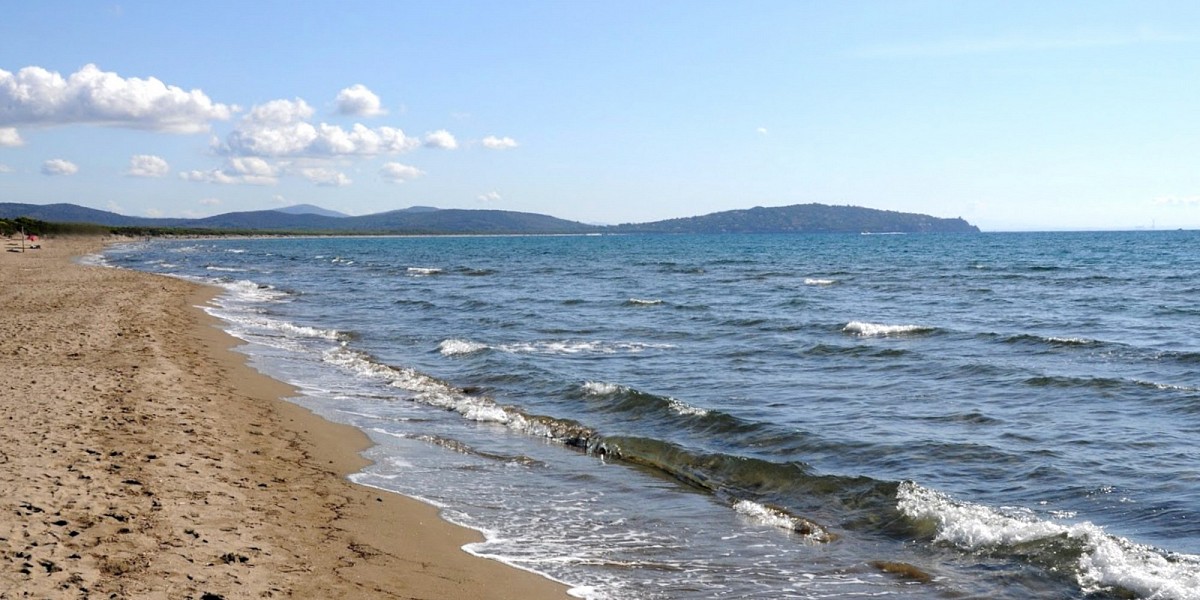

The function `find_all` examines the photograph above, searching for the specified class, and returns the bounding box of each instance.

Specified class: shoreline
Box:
[0,236,571,598]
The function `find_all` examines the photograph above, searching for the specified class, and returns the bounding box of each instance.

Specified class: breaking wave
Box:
[843,321,936,337]
[580,381,709,417]
[898,482,1200,600]
[438,338,490,356]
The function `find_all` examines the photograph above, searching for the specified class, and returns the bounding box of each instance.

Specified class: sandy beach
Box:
[0,237,570,599]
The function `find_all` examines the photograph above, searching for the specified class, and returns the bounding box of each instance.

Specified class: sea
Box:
[98,230,1200,599]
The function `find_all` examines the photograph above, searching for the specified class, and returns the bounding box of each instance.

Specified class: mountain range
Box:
[0,202,980,235]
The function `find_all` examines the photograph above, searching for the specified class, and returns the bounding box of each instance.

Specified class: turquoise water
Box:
[104,231,1200,599]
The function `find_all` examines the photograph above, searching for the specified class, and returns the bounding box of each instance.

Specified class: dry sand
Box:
[0,237,571,599]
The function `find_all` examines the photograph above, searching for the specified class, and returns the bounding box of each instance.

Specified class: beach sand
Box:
[0,237,571,599]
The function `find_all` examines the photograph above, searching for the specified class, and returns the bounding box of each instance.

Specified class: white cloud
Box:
[145,208,164,218]
[481,135,518,150]
[477,191,503,202]
[220,97,418,157]
[199,197,222,206]
[380,162,424,183]
[126,154,170,178]
[0,64,232,133]
[0,164,11,173]
[299,167,352,187]
[248,97,315,124]
[313,123,419,155]
[336,84,386,117]
[180,157,278,185]
[423,129,458,150]
[0,127,23,147]
[1153,195,1200,207]
[756,127,769,136]
[42,158,78,176]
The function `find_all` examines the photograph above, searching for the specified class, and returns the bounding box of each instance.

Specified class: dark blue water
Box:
[102,231,1200,599]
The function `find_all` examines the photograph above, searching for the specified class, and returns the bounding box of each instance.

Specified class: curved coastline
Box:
[0,236,570,598]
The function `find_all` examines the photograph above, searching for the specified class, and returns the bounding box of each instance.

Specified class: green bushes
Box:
[1,217,111,237]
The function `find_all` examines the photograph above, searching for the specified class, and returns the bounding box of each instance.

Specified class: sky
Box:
[1,1,1199,231]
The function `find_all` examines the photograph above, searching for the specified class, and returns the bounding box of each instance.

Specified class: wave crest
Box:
[897,482,1200,600]
[843,321,935,337]
[438,339,489,356]
[732,500,832,541]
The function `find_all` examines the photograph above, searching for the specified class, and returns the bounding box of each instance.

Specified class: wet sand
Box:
[0,236,571,598]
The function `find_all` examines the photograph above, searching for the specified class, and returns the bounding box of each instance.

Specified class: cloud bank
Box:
[3,67,473,192]
[180,157,277,185]
[220,98,419,157]
[0,64,232,133]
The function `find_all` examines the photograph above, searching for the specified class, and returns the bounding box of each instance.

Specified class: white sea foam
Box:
[843,321,932,337]
[581,381,707,416]
[216,279,289,303]
[581,381,624,396]
[499,341,676,355]
[627,298,663,305]
[1141,381,1199,392]
[732,500,826,541]
[407,267,443,276]
[77,253,112,268]
[667,398,709,417]
[897,482,1200,600]
[438,339,489,356]
[1045,336,1096,345]
[205,265,247,272]
[804,278,836,286]
[217,313,344,341]
[323,346,516,426]
[733,500,800,530]
[320,345,601,452]
[271,320,343,340]
[323,345,423,383]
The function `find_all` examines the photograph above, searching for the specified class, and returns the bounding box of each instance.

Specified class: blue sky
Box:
[2,1,1198,231]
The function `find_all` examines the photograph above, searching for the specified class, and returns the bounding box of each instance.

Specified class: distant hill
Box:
[274,204,350,218]
[0,202,979,235]
[0,203,180,227]
[177,206,596,234]
[347,208,596,234]
[613,204,979,234]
